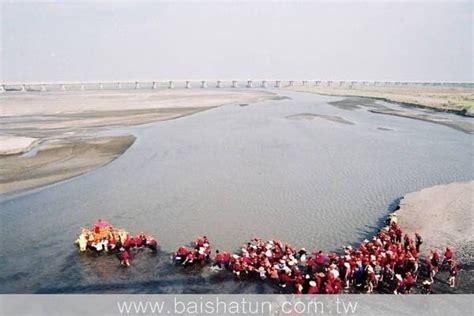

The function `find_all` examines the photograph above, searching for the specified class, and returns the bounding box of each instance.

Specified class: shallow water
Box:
[0,90,473,293]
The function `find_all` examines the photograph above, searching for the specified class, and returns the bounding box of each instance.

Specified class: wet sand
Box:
[287,113,354,125]
[0,89,275,195]
[396,181,474,293]
[321,96,472,134]
[286,85,474,116]
[368,108,474,134]
[0,136,135,194]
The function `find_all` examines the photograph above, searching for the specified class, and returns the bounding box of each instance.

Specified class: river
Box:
[0,90,472,293]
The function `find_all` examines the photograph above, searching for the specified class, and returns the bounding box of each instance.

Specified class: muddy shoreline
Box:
[324,95,473,134]
[285,85,474,117]
[0,135,136,195]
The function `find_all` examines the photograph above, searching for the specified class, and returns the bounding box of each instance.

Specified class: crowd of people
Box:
[75,219,158,267]
[77,216,460,292]
[180,213,459,294]
[172,236,212,266]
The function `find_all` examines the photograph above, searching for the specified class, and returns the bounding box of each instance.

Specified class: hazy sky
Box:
[1,1,472,82]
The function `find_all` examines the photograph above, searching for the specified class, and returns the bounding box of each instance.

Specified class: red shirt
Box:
[307,286,319,294]
[120,251,129,261]
[279,273,293,284]
[177,247,189,256]
[214,253,223,263]
[444,250,453,259]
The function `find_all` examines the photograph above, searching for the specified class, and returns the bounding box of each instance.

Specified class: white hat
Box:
[396,274,402,281]
[309,281,317,287]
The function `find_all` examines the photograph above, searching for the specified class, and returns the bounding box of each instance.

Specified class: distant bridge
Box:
[0,80,471,93]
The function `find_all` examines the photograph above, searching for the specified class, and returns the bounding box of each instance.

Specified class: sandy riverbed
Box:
[0,89,275,194]
[397,181,473,262]
[0,135,135,194]
[396,181,473,293]
[302,95,474,134]
[285,84,474,116]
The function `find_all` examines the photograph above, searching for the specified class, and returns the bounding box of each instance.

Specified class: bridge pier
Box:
[261,80,267,88]
[41,85,47,92]
[152,81,157,89]
[289,80,294,87]
[21,84,26,92]
[302,80,307,86]
[275,80,281,88]
[314,81,320,86]
[185,81,191,89]
[216,80,222,88]
[231,80,238,88]
[117,82,122,89]
[135,82,140,89]
[201,81,207,88]
[168,81,174,89]
[99,83,103,90]
[0,85,5,93]
[61,84,66,91]
[247,80,253,88]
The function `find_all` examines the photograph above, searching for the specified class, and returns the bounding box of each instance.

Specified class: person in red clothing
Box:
[135,234,145,248]
[119,247,130,267]
[393,274,404,294]
[232,258,242,277]
[429,250,440,282]
[173,246,190,264]
[307,280,319,294]
[146,237,158,252]
[448,261,459,288]
[183,251,196,266]
[443,247,454,266]
[195,236,209,248]
[213,250,224,269]
[366,265,376,293]
[279,271,293,288]
[403,272,415,293]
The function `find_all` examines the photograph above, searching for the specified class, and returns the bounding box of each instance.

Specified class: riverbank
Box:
[0,89,275,194]
[285,84,474,117]
[288,92,473,134]
[0,135,135,194]
[396,181,474,293]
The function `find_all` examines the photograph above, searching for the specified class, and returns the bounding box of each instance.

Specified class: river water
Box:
[0,90,472,293]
